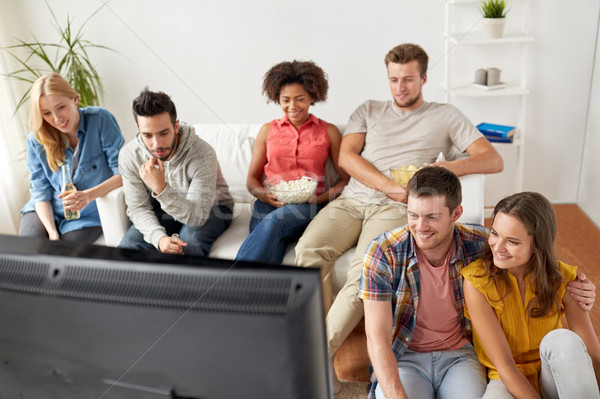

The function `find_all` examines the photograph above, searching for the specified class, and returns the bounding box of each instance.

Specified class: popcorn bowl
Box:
[266,171,318,204]
[390,164,429,188]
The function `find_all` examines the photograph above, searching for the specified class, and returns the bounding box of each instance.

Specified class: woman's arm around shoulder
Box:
[463,279,539,399]
[246,123,282,207]
[310,123,349,204]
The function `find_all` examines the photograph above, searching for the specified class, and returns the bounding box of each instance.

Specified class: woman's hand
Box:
[255,187,284,208]
[58,190,91,212]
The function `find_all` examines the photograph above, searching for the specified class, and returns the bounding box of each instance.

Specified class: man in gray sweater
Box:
[118,88,233,256]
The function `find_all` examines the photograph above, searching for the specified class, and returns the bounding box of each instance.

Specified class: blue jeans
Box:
[235,199,325,264]
[375,343,486,399]
[119,202,232,256]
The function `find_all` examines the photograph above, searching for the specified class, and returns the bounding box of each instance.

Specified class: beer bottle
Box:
[61,163,80,220]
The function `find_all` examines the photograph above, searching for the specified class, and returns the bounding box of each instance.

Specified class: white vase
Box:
[482,17,506,39]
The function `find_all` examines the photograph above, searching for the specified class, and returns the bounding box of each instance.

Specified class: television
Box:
[0,234,332,398]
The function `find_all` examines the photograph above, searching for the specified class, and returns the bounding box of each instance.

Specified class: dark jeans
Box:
[235,199,325,264]
[119,203,233,256]
[19,211,103,243]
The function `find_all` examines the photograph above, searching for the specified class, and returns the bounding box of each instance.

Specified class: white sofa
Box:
[96,124,485,294]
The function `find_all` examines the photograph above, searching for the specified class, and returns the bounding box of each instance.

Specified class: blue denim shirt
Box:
[22,107,124,234]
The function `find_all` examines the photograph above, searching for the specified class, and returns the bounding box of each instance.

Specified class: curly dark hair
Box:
[262,60,329,104]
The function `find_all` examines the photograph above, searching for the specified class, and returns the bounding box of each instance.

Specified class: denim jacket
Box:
[22,107,124,235]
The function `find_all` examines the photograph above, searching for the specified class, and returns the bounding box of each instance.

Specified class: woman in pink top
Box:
[236,60,348,264]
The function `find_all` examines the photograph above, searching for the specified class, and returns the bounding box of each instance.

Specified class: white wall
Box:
[526,0,600,205]
[1,0,451,140]
[580,8,600,227]
[1,0,600,228]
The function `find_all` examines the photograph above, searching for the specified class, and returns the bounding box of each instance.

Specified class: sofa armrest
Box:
[96,186,130,247]
[457,174,485,226]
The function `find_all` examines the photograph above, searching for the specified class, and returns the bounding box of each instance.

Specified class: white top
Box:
[342,100,482,205]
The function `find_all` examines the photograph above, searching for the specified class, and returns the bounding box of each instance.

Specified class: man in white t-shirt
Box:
[294,43,504,390]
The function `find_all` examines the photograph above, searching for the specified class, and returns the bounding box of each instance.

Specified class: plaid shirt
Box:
[358,223,489,398]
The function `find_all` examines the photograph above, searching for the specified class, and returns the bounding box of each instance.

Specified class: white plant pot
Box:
[482,17,506,39]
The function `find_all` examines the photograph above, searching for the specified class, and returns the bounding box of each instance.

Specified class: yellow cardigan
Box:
[461,259,577,394]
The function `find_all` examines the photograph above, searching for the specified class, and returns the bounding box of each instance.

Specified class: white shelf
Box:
[446,83,529,97]
[445,0,531,206]
[448,31,535,45]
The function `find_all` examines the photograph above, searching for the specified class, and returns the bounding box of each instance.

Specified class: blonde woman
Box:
[19,73,124,243]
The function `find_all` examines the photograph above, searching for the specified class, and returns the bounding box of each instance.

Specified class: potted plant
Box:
[481,0,508,39]
[2,2,115,115]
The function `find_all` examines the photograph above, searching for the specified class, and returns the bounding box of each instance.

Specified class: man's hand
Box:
[567,273,596,311]
[139,158,167,195]
[381,179,407,203]
[158,235,187,254]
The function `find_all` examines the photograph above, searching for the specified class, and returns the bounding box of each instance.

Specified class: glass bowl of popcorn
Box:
[390,164,429,188]
[266,171,319,204]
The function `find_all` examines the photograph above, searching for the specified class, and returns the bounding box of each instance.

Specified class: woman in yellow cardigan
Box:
[462,192,600,398]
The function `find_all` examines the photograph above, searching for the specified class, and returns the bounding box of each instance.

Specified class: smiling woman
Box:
[234,60,349,266]
[19,73,125,243]
[462,192,600,398]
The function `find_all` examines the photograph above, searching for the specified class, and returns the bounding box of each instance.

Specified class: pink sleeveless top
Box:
[264,115,330,193]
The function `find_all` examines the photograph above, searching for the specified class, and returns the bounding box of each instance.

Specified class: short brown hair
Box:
[406,166,462,212]
[384,43,429,77]
[262,60,328,104]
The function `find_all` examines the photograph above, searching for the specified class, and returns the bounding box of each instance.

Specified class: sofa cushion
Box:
[207,201,354,294]
[193,124,262,204]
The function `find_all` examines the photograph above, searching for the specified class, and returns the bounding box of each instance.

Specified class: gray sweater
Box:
[118,122,234,249]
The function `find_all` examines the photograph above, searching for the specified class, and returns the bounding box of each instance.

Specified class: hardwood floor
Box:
[334,204,600,382]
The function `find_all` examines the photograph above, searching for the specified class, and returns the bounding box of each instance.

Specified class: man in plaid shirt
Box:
[358,167,595,399]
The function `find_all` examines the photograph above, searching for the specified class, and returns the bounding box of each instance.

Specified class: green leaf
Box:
[1,0,116,114]
[481,0,508,18]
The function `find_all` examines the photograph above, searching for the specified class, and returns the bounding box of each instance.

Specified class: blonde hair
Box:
[29,73,80,172]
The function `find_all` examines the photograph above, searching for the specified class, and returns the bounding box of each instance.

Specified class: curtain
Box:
[0,49,30,235]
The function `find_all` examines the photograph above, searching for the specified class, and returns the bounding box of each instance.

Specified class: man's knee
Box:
[119,226,145,249]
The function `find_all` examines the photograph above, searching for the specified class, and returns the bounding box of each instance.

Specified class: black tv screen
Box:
[0,235,331,398]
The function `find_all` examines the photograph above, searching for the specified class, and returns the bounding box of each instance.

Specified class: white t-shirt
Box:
[342,100,482,205]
